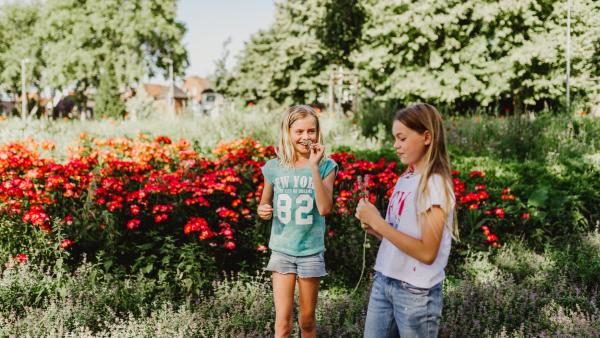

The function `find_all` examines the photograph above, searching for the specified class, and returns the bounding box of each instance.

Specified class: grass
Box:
[0,231,598,336]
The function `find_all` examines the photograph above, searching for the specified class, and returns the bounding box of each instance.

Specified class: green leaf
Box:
[528,187,549,208]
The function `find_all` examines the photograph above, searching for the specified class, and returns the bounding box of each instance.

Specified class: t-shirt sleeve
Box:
[424,174,454,211]
[261,159,275,184]
[319,158,338,179]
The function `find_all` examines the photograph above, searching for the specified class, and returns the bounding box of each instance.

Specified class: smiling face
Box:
[392,119,431,167]
[289,116,318,156]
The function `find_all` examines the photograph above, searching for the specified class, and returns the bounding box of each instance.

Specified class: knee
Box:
[299,314,316,332]
[275,317,293,336]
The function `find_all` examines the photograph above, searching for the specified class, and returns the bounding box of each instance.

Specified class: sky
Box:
[177,0,276,79]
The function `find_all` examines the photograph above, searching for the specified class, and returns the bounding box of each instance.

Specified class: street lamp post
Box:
[566,0,571,113]
[165,58,175,116]
[21,58,30,119]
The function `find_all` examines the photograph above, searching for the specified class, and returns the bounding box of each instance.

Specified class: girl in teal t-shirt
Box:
[257,105,337,338]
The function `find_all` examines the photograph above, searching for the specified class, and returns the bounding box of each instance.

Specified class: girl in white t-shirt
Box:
[355,103,458,338]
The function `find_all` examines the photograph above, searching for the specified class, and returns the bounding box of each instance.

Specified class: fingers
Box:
[258,204,273,220]
[309,143,325,156]
[355,203,362,220]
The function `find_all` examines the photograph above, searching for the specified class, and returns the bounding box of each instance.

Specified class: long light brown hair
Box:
[276,105,325,168]
[395,103,459,240]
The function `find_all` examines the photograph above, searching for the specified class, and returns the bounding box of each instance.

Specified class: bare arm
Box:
[360,221,383,241]
[310,166,336,216]
[257,179,274,220]
[356,200,446,265]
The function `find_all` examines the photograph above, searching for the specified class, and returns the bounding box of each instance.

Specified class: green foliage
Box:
[226,0,332,105]
[95,64,125,118]
[315,0,366,67]
[0,233,598,336]
[0,0,43,92]
[0,0,188,97]
[353,0,600,111]
[227,0,600,111]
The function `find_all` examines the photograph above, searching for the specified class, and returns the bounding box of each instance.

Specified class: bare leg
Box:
[297,277,320,338]
[273,272,297,338]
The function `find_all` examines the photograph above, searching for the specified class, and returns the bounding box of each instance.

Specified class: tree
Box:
[352,0,600,112]
[211,37,233,95]
[228,0,600,112]
[37,0,188,94]
[0,1,43,93]
[227,0,332,105]
[95,61,125,118]
[315,0,366,67]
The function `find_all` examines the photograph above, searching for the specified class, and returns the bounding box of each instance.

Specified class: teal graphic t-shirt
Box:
[261,158,338,256]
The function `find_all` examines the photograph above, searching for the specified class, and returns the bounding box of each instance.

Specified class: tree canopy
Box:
[226,0,600,112]
[0,0,187,95]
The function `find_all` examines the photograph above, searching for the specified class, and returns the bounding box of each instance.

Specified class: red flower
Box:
[486,233,499,243]
[521,212,530,220]
[221,228,233,238]
[154,136,172,144]
[469,203,478,210]
[257,244,268,252]
[224,241,236,250]
[470,170,485,178]
[494,208,505,219]
[184,224,192,235]
[64,215,74,225]
[60,239,74,249]
[16,253,28,264]
[130,204,141,215]
[198,229,215,240]
[107,201,123,212]
[327,229,335,237]
[127,219,141,230]
[502,188,511,195]
[154,214,168,223]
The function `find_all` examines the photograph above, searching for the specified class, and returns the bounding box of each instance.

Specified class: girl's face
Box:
[392,120,431,166]
[289,116,318,155]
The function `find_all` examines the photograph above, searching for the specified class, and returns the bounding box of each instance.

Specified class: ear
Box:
[423,130,432,146]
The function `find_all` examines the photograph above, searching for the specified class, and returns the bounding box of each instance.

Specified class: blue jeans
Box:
[364,271,443,338]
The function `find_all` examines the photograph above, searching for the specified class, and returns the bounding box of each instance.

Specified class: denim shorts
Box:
[264,250,327,278]
[364,271,443,338]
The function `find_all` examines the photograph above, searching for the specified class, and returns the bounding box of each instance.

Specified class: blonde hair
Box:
[395,103,459,240]
[276,105,325,168]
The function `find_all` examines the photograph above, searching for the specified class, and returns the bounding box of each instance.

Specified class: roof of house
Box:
[142,84,188,100]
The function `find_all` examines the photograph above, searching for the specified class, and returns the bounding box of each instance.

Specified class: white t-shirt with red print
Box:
[373,171,455,289]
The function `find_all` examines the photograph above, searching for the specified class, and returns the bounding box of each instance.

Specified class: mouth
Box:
[300,140,313,147]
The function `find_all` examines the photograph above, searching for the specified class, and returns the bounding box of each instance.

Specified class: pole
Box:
[566,0,571,113]
[169,61,175,115]
[21,59,29,118]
